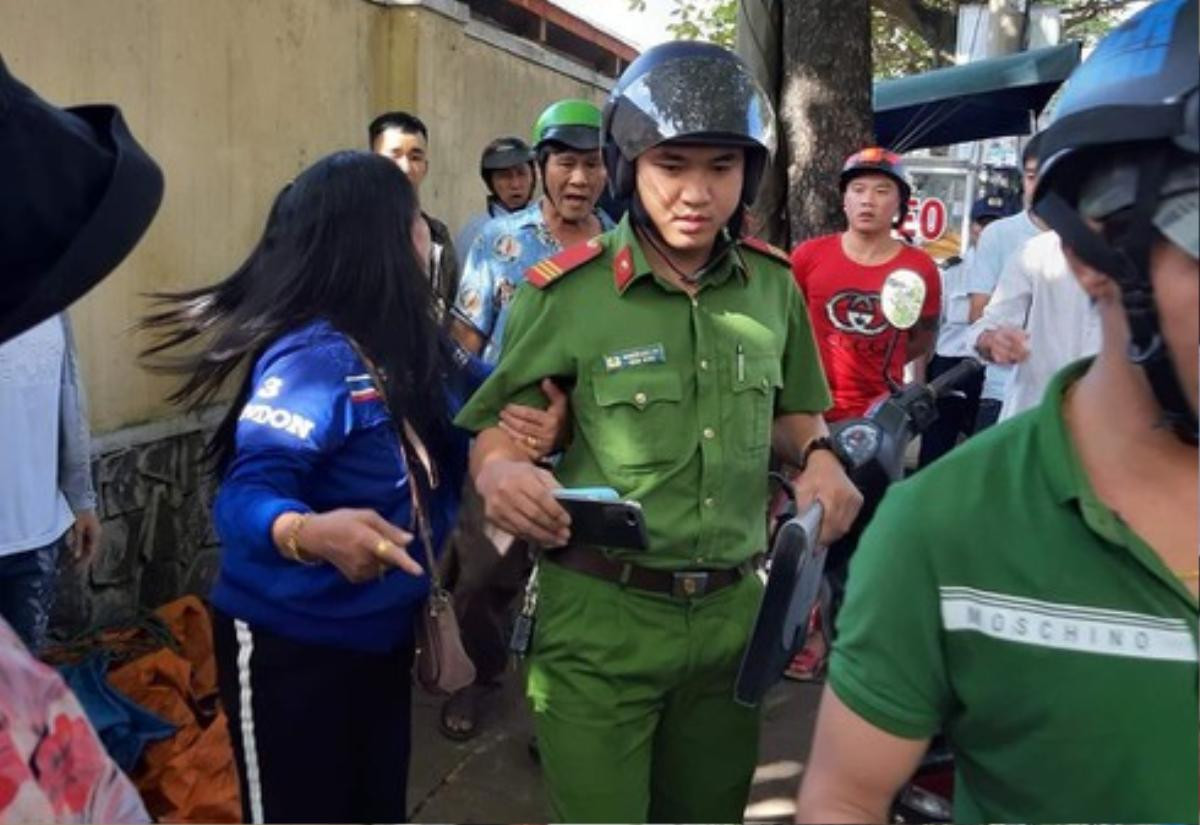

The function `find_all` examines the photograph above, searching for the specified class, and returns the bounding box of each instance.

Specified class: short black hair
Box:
[369,111,428,147]
[1021,131,1044,166]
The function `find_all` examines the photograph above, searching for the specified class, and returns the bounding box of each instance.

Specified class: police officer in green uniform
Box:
[455,42,863,823]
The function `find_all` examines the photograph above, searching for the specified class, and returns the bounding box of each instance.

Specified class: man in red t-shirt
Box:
[792,148,941,422]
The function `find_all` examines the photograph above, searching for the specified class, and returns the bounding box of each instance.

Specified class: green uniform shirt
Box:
[830,359,1199,824]
[455,216,830,570]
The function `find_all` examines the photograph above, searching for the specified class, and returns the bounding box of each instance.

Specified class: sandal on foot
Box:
[439,683,496,742]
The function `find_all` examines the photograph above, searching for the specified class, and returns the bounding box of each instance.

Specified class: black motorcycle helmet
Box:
[479,136,536,203]
[601,40,777,228]
[1032,0,1198,443]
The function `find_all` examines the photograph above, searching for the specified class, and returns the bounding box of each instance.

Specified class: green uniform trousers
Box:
[527,559,763,823]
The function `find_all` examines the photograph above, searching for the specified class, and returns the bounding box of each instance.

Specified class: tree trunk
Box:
[779,0,874,244]
[735,0,787,244]
[739,0,874,247]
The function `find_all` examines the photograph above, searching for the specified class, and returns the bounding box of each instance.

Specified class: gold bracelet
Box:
[283,513,319,566]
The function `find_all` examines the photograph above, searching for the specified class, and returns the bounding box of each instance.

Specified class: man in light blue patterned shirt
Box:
[451,99,612,364]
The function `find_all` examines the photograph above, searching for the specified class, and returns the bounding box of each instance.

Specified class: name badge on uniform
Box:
[603,343,667,372]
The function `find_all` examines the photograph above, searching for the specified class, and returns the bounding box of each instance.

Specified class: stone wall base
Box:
[51,420,221,640]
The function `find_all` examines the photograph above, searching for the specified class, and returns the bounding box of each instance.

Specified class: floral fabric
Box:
[0,617,148,824]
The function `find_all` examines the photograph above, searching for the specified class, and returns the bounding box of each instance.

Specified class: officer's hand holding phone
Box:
[474,458,572,547]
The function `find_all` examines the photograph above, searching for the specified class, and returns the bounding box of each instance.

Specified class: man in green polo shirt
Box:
[455,42,862,823]
[795,3,1198,823]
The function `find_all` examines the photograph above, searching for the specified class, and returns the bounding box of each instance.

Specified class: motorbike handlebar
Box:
[767,476,827,537]
[734,496,828,707]
[927,358,983,400]
[796,499,825,545]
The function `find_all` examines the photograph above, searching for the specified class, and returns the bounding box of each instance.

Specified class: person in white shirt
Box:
[919,195,1013,466]
[969,231,1102,420]
[966,135,1047,430]
[0,314,101,652]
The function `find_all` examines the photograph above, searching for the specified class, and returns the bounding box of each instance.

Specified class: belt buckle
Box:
[672,571,710,599]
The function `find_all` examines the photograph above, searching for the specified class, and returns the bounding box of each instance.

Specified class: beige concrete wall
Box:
[2,0,380,432]
[400,10,609,234]
[1,0,611,434]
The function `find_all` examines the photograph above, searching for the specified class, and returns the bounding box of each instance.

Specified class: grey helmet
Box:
[480,136,535,177]
[479,136,536,201]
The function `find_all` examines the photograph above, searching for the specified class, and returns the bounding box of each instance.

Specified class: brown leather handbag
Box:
[351,342,476,695]
[402,428,476,695]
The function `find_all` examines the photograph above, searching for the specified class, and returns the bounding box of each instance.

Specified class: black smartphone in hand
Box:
[554,488,648,550]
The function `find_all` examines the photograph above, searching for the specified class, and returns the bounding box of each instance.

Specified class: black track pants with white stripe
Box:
[212,609,414,823]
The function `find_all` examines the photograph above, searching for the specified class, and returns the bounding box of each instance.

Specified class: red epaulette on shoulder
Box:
[525,237,605,289]
[740,235,791,266]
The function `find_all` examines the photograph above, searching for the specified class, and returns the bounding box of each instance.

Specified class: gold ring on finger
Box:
[526,434,537,447]
[375,539,391,558]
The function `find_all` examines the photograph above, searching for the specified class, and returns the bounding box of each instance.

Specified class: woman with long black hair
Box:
[141,150,562,823]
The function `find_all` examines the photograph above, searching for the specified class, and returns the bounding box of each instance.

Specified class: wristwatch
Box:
[800,436,848,472]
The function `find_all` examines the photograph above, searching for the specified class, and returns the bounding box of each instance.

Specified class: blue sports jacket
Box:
[210,320,486,652]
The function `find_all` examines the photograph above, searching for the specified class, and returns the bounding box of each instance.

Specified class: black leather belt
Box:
[549,545,756,599]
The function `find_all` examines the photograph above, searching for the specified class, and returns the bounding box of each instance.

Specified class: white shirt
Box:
[935,248,976,357]
[0,317,75,555]
[967,232,1101,421]
[966,210,1043,401]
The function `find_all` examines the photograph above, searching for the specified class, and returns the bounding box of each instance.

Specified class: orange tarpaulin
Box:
[107,597,240,823]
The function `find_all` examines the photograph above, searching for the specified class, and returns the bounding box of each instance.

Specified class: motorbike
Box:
[736,268,983,823]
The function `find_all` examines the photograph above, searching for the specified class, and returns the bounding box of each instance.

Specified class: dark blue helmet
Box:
[1032,0,1198,443]
[970,194,1015,223]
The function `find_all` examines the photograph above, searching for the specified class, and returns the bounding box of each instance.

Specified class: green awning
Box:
[874,42,1082,151]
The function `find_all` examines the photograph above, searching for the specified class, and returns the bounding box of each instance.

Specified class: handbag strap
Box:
[399,421,442,589]
[346,339,444,589]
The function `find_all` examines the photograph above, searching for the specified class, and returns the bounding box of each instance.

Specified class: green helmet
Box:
[532,99,602,152]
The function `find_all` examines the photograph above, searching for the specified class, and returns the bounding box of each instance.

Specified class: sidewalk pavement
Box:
[407,672,822,823]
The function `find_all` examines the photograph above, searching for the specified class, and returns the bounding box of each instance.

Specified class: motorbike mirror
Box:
[880,269,926,331]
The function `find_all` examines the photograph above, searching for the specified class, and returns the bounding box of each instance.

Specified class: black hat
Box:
[970,194,1015,223]
[0,55,164,344]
